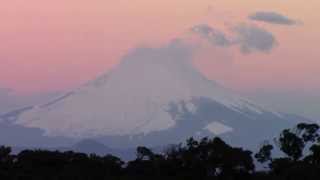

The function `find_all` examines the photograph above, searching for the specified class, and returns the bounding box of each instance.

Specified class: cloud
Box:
[122,39,195,67]
[233,24,277,53]
[249,11,297,25]
[191,24,232,47]
[191,24,277,54]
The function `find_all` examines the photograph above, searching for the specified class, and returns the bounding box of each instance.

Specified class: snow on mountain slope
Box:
[15,41,282,140]
[204,121,234,135]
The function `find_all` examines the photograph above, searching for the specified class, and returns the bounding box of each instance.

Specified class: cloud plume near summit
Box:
[191,24,277,53]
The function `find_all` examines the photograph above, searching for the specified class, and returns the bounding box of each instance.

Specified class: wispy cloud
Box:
[191,24,277,54]
[191,24,232,47]
[233,24,277,53]
[249,11,298,25]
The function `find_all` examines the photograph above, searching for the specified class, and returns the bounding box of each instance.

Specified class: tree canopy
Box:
[0,122,320,180]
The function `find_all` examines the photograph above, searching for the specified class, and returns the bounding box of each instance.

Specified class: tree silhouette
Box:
[256,123,320,180]
[136,146,154,160]
[1,122,320,180]
[255,142,273,164]
[0,146,13,179]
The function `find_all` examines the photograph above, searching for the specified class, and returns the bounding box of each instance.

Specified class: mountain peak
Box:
[11,41,296,148]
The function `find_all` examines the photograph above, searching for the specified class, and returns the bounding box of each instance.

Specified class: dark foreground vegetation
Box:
[1,123,320,180]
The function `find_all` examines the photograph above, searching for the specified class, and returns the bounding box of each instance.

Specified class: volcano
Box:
[1,41,305,148]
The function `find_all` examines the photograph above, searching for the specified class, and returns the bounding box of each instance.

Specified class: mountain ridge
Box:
[0,41,310,149]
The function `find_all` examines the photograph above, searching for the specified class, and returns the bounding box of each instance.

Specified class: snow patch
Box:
[204,121,233,135]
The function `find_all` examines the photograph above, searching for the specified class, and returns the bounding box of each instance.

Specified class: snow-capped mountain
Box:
[1,41,306,148]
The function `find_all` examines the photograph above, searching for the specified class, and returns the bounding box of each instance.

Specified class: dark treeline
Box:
[1,123,320,180]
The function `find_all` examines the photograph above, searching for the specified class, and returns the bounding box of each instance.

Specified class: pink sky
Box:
[0,0,319,94]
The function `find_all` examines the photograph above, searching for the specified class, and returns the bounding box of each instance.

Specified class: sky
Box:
[0,0,319,118]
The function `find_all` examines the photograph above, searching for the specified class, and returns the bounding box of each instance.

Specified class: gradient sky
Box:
[0,0,319,96]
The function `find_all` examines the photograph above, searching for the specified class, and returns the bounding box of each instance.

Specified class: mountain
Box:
[70,139,136,160]
[71,139,114,155]
[0,89,59,114]
[9,139,137,161]
[0,41,308,149]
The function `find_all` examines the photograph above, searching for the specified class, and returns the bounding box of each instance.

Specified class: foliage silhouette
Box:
[0,123,320,180]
